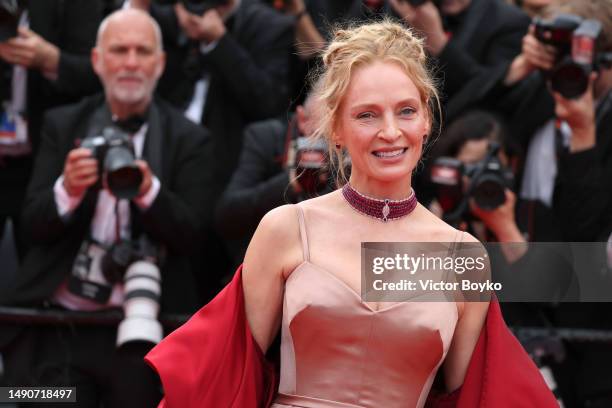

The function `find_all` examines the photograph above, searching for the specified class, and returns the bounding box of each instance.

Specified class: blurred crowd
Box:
[0,0,611,406]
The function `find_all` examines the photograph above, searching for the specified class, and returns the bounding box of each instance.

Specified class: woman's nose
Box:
[378,113,401,142]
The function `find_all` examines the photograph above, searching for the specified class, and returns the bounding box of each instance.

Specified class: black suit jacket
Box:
[216,118,335,264]
[1,95,214,315]
[493,69,612,242]
[438,0,530,122]
[152,1,294,196]
[0,0,102,212]
[215,118,293,241]
[553,96,612,242]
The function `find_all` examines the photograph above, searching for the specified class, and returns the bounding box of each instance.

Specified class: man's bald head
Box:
[96,8,163,52]
[91,8,166,117]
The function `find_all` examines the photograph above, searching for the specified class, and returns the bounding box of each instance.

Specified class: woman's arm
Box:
[442,233,490,392]
[242,204,304,353]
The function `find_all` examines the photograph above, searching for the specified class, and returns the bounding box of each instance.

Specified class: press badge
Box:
[0,101,30,155]
[68,240,113,304]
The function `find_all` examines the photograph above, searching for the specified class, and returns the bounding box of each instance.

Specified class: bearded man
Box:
[0,9,213,407]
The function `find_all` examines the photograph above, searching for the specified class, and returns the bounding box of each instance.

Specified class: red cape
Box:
[145,266,557,407]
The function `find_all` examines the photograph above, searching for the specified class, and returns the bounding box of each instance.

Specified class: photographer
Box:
[430,110,575,300]
[500,0,612,243]
[216,92,333,265]
[389,0,530,122]
[0,9,213,407]
[0,0,103,260]
[491,3,612,400]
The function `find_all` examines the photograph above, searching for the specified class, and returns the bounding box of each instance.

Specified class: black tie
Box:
[114,115,145,134]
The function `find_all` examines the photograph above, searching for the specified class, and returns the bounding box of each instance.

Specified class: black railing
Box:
[0,306,190,330]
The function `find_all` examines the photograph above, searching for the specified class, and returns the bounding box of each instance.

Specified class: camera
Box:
[101,235,163,285]
[430,142,514,223]
[286,120,328,195]
[534,14,612,99]
[80,126,143,200]
[102,236,165,347]
[0,0,21,42]
[153,0,228,15]
[294,136,328,194]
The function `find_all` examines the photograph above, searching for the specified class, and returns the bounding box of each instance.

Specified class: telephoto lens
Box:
[116,260,163,347]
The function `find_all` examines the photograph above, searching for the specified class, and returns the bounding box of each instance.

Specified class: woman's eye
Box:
[357,112,374,119]
[399,107,416,116]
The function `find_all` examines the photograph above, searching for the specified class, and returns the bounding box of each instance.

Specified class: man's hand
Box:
[388,0,447,55]
[135,159,153,198]
[552,72,597,152]
[0,27,59,74]
[504,25,556,86]
[175,3,227,44]
[470,189,523,242]
[63,148,99,197]
[521,25,556,71]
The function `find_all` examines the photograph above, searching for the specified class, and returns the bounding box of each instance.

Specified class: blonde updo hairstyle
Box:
[310,19,441,184]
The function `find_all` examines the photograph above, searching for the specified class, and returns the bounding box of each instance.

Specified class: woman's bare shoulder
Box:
[257,204,301,236]
[244,204,304,278]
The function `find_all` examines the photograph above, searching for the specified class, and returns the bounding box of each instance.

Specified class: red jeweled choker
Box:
[341,183,418,222]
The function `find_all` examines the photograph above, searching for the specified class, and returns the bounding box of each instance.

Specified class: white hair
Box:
[96,8,163,52]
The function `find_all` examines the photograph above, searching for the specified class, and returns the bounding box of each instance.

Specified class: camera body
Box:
[430,143,514,223]
[154,0,228,15]
[80,126,143,200]
[0,0,21,42]
[101,235,164,285]
[285,118,329,195]
[534,14,612,98]
[293,136,328,194]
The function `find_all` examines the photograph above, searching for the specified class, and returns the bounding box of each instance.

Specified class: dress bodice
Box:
[271,206,459,408]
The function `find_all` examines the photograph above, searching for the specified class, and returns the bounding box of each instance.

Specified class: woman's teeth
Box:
[373,148,406,158]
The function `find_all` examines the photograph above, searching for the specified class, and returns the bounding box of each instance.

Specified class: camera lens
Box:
[551,62,590,99]
[116,261,163,347]
[472,174,506,210]
[104,147,143,199]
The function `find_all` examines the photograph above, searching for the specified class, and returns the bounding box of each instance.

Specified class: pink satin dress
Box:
[270,207,459,408]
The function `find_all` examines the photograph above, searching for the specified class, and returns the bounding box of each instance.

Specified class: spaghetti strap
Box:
[447,229,465,258]
[295,205,310,262]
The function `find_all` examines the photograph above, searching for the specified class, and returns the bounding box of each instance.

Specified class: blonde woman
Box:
[146,20,557,408]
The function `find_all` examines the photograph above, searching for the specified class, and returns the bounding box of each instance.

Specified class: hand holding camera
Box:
[520,25,557,72]
[63,148,99,198]
[469,189,520,241]
[534,14,612,98]
[430,142,514,224]
[64,127,150,200]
